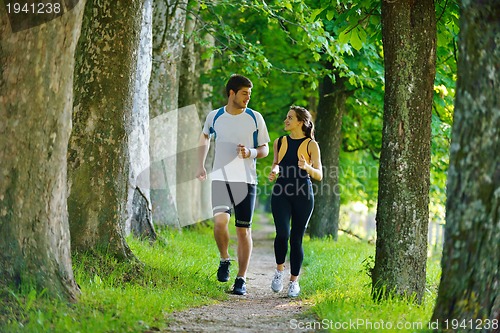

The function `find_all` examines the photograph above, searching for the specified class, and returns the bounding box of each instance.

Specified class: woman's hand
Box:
[268,164,279,181]
[298,154,310,172]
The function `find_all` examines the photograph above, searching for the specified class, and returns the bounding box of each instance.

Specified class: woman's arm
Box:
[298,140,323,181]
[268,138,280,181]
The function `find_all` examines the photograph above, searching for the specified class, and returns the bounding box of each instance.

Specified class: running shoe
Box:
[217,259,231,282]
[288,280,300,297]
[271,269,284,292]
[232,277,247,295]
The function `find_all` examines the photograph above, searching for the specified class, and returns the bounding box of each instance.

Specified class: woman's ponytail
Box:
[303,120,315,140]
[291,105,315,140]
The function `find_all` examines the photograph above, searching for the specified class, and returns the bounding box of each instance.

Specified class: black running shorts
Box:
[211,181,256,228]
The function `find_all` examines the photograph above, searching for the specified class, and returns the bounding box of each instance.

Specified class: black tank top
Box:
[278,136,310,180]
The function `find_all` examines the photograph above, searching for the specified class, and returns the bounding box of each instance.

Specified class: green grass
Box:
[0,222,441,333]
[1,224,229,332]
[300,234,441,332]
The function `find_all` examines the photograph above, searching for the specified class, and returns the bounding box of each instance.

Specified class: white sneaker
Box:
[288,280,300,297]
[271,269,284,292]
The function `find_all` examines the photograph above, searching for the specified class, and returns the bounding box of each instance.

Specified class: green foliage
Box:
[194,0,457,212]
[429,0,459,216]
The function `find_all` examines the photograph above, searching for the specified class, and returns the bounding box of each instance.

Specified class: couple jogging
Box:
[196,74,323,297]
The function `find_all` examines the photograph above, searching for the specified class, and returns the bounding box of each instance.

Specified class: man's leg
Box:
[214,212,231,260]
[212,181,233,282]
[229,183,255,295]
[233,183,256,279]
[235,226,252,278]
[212,181,232,260]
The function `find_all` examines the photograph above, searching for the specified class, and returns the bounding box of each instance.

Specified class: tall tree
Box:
[432,0,500,326]
[177,0,214,226]
[0,2,86,301]
[127,0,156,240]
[149,0,188,227]
[371,0,436,303]
[68,0,146,259]
[309,67,349,239]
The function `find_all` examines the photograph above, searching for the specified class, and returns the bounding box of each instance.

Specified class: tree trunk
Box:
[0,1,86,301]
[372,0,436,303]
[309,68,347,240]
[177,2,214,226]
[68,0,145,260]
[432,1,500,327]
[149,0,187,227]
[126,0,156,240]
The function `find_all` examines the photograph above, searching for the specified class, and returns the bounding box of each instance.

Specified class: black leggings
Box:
[271,178,314,277]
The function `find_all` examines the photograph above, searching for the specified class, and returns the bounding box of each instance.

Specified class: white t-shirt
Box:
[202,106,270,184]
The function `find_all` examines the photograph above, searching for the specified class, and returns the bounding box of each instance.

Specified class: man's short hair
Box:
[226,74,253,97]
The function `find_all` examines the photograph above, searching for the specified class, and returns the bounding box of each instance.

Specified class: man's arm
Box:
[237,143,269,159]
[255,143,269,158]
[196,133,210,181]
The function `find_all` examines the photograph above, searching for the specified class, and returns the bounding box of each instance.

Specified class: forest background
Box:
[1,0,498,331]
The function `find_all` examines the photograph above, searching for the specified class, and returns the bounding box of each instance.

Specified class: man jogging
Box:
[196,74,270,295]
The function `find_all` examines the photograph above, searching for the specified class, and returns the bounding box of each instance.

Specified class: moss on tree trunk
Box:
[432,0,500,326]
[0,1,86,301]
[68,0,145,260]
[372,0,436,303]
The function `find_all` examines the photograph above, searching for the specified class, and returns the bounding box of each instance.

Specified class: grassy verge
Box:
[0,220,441,332]
[301,234,441,332]
[1,224,228,332]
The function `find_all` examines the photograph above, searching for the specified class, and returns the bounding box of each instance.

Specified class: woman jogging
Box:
[268,106,323,297]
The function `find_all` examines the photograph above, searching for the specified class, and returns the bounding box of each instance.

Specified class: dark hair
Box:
[226,74,253,97]
[290,105,315,140]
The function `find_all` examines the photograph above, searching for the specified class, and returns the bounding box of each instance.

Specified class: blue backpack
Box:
[208,107,259,148]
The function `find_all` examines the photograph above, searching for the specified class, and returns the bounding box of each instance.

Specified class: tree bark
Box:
[149,0,188,227]
[68,0,145,260]
[372,0,436,303]
[309,67,347,240]
[177,1,214,226]
[0,1,85,301]
[432,1,500,327]
[126,0,156,240]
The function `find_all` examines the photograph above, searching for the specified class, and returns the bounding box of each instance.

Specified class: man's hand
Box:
[196,166,207,181]
[237,144,249,159]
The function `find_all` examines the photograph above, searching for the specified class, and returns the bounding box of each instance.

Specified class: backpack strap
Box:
[244,108,258,148]
[208,107,225,139]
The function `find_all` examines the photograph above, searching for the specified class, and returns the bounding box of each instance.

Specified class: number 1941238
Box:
[6,2,62,14]
[440,319,499,331]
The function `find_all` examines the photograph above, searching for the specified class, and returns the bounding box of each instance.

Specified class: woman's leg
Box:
[289,182,314,279]
[271,191,291,267]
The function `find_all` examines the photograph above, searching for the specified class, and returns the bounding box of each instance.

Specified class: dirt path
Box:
[165,215,323,333]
